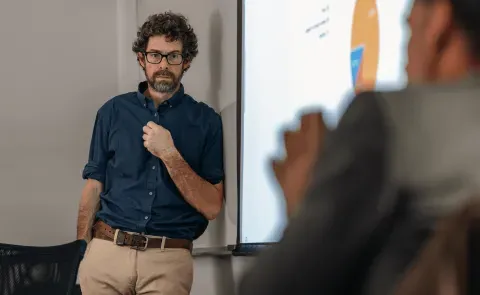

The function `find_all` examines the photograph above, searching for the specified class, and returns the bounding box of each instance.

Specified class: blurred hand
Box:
[272,112,326,217]
[142,121,175,158]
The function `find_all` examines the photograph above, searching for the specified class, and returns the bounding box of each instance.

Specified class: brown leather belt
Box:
[92,221,192,252]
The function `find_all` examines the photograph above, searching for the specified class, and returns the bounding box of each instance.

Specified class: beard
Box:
[145,68,182,94]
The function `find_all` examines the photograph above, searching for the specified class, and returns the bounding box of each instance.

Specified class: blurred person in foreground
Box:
[239,0,480,294]
[76,12,224,295]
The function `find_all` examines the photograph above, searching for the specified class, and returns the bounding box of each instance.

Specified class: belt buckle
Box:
[130,234,149,251]
[114,229,126,246]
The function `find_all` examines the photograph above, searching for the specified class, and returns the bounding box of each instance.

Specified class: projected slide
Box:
[240,0,412,245]
[350,0,379,92]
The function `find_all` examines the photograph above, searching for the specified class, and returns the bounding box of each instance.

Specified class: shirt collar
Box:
[136,81,185,108]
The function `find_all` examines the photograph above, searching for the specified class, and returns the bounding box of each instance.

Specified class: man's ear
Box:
[183,60,191,73]
[137,52,146,68]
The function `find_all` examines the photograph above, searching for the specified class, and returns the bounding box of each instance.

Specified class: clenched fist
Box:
[272,112,326,218]
[142,121,175,158]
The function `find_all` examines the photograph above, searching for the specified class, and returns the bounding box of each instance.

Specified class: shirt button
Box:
[149,192,153,195]
[144,104,146,107]
[152,166,156,170]
[154,113,157,117]
[144,216,149,220]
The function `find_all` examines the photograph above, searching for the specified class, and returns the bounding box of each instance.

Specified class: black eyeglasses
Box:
[144,52,184,65]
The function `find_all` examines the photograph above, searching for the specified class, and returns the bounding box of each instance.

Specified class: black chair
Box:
[0,240,83,295]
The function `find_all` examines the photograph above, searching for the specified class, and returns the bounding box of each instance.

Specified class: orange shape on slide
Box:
[350,0,379,93]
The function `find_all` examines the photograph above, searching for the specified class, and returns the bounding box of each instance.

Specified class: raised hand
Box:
[272,112,326,217]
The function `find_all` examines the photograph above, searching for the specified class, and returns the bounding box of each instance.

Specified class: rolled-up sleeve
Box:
[82,105,111,184]
[200,113,224,185]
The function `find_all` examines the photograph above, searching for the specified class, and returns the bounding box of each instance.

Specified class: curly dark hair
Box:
[132,12,198,63]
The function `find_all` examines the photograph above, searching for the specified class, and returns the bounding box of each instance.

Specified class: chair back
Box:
[0,240,83,295]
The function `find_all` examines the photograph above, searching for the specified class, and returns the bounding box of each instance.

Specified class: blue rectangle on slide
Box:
[350,45,365,86]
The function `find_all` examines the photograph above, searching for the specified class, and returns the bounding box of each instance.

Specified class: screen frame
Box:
[233,0,412,255]
[233,0,277,256]
[236,0,243,246]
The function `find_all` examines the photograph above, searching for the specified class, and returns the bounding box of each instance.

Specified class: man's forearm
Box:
[160,148,222,220]
[77,181,102,241]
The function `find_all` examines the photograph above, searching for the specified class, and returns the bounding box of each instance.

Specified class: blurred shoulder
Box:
[338,90,388,129]
[343,87,417,132]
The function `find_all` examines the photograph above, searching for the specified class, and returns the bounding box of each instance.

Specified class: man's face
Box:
[406,0,452,83]
[139,35,190,94]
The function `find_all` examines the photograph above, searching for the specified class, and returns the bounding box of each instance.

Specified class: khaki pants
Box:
[78,238,194,295]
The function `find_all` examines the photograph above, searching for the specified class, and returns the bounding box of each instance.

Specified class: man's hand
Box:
[272,112,326,218]
[143,121,175,158]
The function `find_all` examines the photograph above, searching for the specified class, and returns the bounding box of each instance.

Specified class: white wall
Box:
[0,0,119,245]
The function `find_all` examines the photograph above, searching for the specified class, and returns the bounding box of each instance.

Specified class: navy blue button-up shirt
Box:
[82,82,224,240]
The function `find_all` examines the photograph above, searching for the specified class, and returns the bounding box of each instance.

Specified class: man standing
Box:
[77,12,224,295]
[239,0,480,294]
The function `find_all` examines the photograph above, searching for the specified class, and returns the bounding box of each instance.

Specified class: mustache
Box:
[154,70,174,78]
